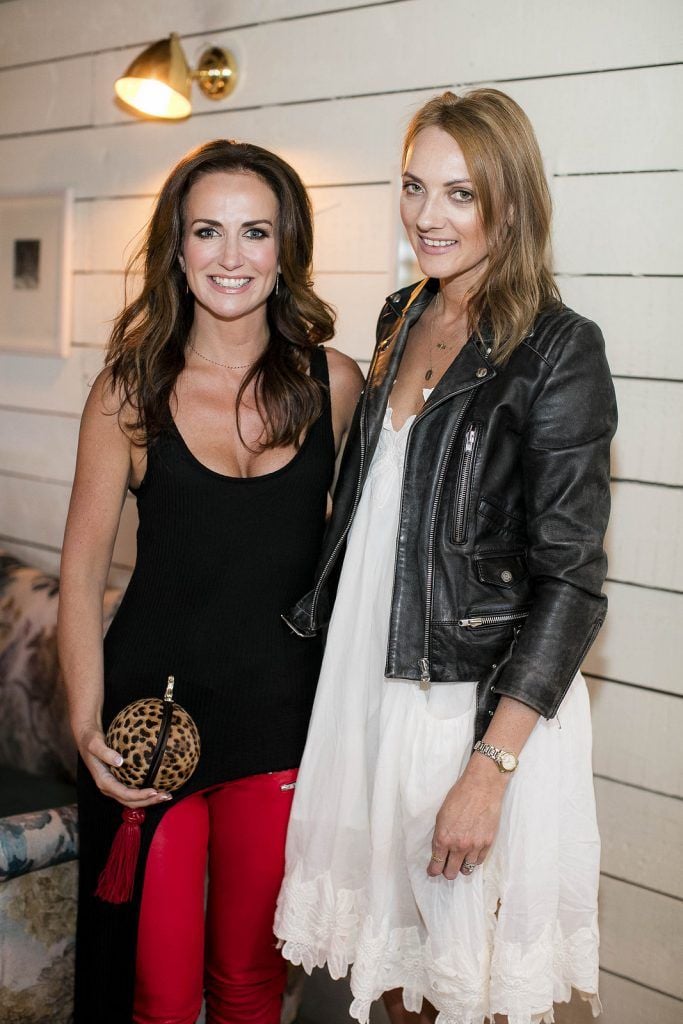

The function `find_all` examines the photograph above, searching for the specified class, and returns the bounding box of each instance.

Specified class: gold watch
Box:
[473,740,519,773]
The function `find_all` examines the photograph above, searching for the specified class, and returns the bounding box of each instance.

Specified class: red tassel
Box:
[95,807,146,904]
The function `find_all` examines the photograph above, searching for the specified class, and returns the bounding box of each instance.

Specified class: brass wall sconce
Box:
[115,33,238,120]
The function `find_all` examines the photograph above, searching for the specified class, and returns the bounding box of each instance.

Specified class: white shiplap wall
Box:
[0,2,681,1021]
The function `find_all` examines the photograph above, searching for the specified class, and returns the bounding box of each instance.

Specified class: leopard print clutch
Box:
[105,676,200,792]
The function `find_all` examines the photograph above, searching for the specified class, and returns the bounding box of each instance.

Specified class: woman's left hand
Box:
[427,757,508,879]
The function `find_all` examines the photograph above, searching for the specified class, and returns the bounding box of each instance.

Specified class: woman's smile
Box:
[418,235,459,253]
[207,274,253,292]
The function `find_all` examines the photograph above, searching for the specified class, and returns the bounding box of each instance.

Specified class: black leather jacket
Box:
[285,278,618,742]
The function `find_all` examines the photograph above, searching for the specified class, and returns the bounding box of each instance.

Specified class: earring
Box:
[275,272,280,296]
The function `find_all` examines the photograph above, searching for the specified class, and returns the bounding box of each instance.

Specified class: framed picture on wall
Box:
[0,191,73,357]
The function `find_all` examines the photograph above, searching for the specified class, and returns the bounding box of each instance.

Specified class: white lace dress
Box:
[275,400,601,1024]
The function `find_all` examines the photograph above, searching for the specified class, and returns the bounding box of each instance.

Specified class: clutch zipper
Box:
[142,675,176,788]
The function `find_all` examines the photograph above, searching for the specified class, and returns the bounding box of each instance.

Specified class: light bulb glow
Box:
[115,77,191,119]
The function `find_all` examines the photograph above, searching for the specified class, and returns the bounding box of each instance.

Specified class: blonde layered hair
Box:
[403,89,561,364]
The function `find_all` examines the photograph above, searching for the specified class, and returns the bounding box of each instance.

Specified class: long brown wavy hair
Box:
[106,140,335,447]
[402,89,561,364]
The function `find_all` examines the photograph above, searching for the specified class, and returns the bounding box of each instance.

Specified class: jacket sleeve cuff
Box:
[281,589,325,638]
[492,579,606,718]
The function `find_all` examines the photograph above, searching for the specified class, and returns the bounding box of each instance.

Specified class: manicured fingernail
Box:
[160,794,172,801]
[115,755,123,766]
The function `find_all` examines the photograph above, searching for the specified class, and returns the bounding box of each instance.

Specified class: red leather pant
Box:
[133,769,297,1024]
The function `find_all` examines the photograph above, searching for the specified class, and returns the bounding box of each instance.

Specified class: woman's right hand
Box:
[78,725,171,809]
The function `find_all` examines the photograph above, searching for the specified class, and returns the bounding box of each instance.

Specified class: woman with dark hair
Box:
[58,140,362,1024]
[275,90,617,1023]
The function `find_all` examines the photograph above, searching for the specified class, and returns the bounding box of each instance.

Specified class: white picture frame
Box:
[0,190,73,357]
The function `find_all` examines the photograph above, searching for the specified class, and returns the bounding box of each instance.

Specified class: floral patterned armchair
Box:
[0,551,120,1023]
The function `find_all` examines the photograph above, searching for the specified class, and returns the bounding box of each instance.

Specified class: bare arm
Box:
[428,697,539,878]
[325,346,365,455]
[324,346,365,500]
[58,370,167,808]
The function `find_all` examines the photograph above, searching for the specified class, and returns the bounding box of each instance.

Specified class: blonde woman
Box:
[275,90,616,1024]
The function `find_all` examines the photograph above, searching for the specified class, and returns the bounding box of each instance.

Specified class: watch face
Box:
[500,752,517,772]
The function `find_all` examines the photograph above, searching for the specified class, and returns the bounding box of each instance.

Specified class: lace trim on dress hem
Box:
[275,869,601,1024]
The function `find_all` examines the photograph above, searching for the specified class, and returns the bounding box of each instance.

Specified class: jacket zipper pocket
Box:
[419,392,477,686]
[452,423,480,544]
[458,609,530,629]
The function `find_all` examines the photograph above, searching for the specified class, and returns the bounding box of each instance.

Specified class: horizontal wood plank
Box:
[0,53,93,134]
[72,272,136,347]
[554,172,683,275]
[73,196,155,272]
[87,1,683,128]
[0,473,137,570]
[0,348,102,414]
[0,474,71,549]
[0,409,79,481]
[559,276,683,382]
[0,0,386,67]
[316,273,392,361]
[598,875,683,999]
[612,379,682,486]
[2,65,681,196]
[595,778,683,899]
[0,536,131,592]
[585,582,683,696]
[505,64,683,176]
[312,186,393,273]
[73,186,393,273]
[555,970,683,1024]
[588,679,683,798]
[5,0,682,130]
[606,482,682,592]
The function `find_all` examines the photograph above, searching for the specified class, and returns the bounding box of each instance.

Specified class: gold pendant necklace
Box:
[426,292,445,381]
[188,340,255,370]
[426,292,463,380]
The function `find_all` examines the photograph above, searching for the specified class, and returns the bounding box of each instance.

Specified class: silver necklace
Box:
[188,340,254,370]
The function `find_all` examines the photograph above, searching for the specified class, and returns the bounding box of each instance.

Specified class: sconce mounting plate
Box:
[195,47,237,100]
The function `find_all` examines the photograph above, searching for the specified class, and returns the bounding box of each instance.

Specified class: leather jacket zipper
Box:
[452,422,479,544]
[419,392,476,688]
[458,609,530,629]
[308,392,369,629]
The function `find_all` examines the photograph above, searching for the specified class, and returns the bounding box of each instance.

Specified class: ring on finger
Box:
[462,861,477,873]
[430,853,446,864]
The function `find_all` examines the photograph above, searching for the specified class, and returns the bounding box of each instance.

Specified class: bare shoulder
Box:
[324,346,365,394]
[323,347,364,447]
[82,367,135,437]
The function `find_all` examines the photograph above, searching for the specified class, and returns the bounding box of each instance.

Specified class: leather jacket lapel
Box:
[422,333,497,410]
[361,279,436,472]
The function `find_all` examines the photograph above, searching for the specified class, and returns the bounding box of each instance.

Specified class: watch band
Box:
[473,740,518,773]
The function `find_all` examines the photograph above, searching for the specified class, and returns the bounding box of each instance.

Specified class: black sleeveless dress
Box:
[75,347,334,1023]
